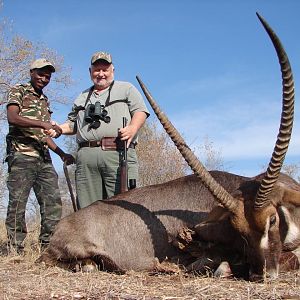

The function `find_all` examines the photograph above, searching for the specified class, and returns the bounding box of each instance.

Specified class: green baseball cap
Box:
[91,51,112,64]
[30,58,55,72]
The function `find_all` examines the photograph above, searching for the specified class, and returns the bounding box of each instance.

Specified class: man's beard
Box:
[95,78,114,90]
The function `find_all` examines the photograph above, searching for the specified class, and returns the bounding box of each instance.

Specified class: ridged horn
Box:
[136,76,237,212]
[255,13,295,209]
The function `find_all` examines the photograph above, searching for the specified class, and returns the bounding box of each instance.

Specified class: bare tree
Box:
[0,3,74,212]
[136,120,189,186]
[260,162,300,183]
[282,163,300,182]
[196,135,226,171]
[137,121,227,187]
[0,17,73,114]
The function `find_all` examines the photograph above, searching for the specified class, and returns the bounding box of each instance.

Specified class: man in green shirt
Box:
[56,51,149,208]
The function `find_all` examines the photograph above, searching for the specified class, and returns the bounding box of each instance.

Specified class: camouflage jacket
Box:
[6,82,52,157]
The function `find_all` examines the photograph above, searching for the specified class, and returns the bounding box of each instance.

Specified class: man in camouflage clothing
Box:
[5,58,73,253]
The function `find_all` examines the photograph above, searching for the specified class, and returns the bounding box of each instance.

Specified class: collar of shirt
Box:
[27,81,48,101]
[93,85,110,96]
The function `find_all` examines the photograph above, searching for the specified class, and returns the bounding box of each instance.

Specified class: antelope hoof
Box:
[213,261,232,278]
[75,259,98,273]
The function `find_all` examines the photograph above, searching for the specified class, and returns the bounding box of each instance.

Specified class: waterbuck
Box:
[38,13,300,280]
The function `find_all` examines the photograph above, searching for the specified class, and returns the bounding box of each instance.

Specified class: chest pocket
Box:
[21,94,51,121]
[22,94,39,109]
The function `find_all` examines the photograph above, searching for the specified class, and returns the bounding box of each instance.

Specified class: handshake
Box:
[43,120,63,138]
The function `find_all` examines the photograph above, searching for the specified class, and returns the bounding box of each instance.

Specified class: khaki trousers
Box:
[75,147,138,208]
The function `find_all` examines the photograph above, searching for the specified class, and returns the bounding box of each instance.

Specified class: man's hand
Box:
[44,121,62,138]
[118,124,139,147]
[118,112,147,147]
[61,153,75,165]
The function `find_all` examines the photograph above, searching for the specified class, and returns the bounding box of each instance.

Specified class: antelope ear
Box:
[282,188,300,206]
[199,205,230,223]
[194,206,235,244]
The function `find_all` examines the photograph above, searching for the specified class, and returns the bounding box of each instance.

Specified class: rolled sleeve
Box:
[127,84,150,118]
[7,86,24,109]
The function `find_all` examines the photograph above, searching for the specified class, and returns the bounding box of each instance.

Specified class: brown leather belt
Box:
[78,137,135,151]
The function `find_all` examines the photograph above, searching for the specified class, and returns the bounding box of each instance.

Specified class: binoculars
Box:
[84,102,111,129]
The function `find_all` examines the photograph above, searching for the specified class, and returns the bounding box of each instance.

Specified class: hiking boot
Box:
[5,240,25,255]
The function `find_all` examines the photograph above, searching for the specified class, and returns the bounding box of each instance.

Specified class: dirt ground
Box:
[0,253,300,300]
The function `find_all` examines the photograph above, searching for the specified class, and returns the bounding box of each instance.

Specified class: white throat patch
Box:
[260,216,270,250]
[281,206,300,245]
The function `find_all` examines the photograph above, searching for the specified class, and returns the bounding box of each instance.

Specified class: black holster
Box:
[41,148,52,163]
[7,135,52,164]
[5,135,15,173]
[33,141,52,163]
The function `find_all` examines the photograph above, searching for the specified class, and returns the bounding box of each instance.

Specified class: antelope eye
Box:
[270,215,276,227]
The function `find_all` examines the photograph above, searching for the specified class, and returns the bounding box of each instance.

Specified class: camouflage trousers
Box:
[5,152,62,251]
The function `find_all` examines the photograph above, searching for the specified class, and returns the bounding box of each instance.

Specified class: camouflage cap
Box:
[91,51,112,65]
[30,58,56,72]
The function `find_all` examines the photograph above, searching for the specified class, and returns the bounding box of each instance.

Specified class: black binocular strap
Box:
[83,81,128,109]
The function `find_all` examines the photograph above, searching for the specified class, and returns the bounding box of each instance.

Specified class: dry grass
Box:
[1,222,300,299]
[0,254,299,300]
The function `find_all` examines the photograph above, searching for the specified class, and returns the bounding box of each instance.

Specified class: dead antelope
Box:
[136,12,299,280]
[38,13,300,280]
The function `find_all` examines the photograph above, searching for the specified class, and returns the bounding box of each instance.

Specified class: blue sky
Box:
[1,0,300,176]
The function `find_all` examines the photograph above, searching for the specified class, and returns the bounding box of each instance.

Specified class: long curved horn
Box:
[254,13,295,209]
[136,76,238,212]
